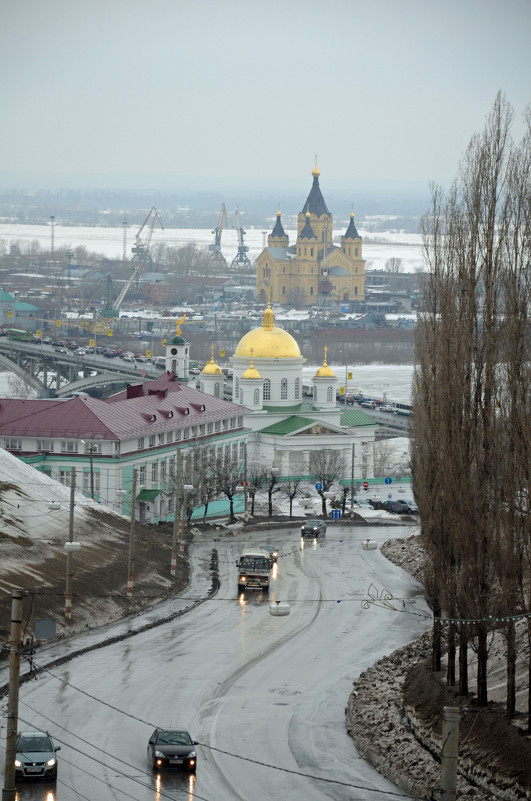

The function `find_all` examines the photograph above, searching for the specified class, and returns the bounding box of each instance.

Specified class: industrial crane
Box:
[208,203,227,267]
[230,206,252,271]
[101,207,164,318]
[131,206,164,264]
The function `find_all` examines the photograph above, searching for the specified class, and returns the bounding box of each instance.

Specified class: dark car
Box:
[301,519,327,538]
[15,730,60,780]
[147,728,198,772]
[379,500,415,514]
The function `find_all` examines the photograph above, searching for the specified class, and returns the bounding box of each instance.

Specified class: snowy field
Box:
[0,222,424,273]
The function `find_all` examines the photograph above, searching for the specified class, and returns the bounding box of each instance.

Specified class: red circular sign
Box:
[362,481,369,489]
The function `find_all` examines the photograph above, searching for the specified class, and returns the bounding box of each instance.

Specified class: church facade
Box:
[255,166,365,308]
[199,305,377,480]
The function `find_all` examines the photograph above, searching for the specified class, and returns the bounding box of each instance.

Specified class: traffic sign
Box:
[315,482,323,491]
[385,477,392,485]
[362,481,369,489]
[331,509,341,520]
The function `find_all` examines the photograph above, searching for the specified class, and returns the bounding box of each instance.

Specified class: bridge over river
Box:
[0,339,161,397]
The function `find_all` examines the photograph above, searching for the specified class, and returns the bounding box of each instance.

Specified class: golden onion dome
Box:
[312,163,321,177]
[201,345,222,375]
[234,306,301,359]
[202,360,222,375]
[241,364,262,380]
[315,363,335,377]
[314,346,335,377]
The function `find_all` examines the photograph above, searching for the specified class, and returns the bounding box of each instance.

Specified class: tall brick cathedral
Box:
[255,165,365,307]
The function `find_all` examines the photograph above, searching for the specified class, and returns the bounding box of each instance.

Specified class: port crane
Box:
[208,203,227,267]
[101,207,164,318]
[230,206,252,271]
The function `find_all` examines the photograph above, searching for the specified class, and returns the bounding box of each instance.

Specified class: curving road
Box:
[3,522,429,801]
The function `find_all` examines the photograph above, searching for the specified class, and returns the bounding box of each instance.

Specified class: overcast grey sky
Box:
[1,0,530,190]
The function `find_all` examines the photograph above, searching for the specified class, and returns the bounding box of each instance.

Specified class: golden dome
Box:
[241,361,262,380]
[314,346,335,377]
[202,360,222,375]
[235,306,301,359]
[201,345,222,375]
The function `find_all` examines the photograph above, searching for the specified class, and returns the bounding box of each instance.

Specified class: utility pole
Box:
[64,466,78,619]
[127,468,137,597]
[2,590,23,801]
[350,442,355,514]
[89,446,94,500]
[440,706,460,801]
[171,453,182,576]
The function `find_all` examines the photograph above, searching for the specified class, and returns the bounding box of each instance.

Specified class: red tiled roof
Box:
[0,374,248,441]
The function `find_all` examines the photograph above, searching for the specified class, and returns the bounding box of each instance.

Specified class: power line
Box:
[23,667,432,800]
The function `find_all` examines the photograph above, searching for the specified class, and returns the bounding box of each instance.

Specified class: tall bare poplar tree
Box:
[412,93,531,714]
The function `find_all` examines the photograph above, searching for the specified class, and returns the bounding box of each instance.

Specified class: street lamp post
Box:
[127,468,137,598]
[171,455,183,576]
[182,484,195,548]
[81,440,95,500]
[64,467,81,618]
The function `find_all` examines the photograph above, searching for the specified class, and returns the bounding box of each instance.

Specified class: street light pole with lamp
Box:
[171,454,183,576]
[64,467,81,618]
[127,468,137,598]
[81,440,95,500]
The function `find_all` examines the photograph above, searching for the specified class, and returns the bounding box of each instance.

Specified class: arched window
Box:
[311,247,314,257]
[295,378,300,399]
[354,286,358,295]
[214,382,220,398]
[310,286,314,295]
[254,388,260,405]
[199,381,204,392]
[281,378,288,399]
[235,378,239,398]
[263,378,271,400]
[282,285,286,295]
[355,247,358,257]
[327,386,333,402]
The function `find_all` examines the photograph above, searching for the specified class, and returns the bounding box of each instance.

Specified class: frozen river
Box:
[1,523,429,801]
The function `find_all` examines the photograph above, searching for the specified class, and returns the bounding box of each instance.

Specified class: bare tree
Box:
[280,478,303,518]
[310,449,345,516]
[385,257,403,273]
[412,93,531,715]
[265,465,281,517]
[213,453,244,523]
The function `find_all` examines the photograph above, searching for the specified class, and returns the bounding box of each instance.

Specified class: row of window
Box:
[4,418,244,456]
[55,440,247,495]
[136,416,242,450]
[234,377,301,402]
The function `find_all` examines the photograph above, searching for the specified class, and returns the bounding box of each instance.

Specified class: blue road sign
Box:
[331,509,341,519]
[315,482,323,491]
[385,477,392,485]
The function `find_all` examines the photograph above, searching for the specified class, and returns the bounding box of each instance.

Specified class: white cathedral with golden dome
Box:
[199,305,377,478]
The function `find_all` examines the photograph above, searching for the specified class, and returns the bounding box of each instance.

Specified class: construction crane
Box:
[208,203,227,267]
[101,207,164,318]
[131,206,164,264]
[230,206,252,271]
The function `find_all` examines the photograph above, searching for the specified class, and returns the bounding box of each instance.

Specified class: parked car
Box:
[147,728,198,772]
[301,519,326,538]
[378,500,415,514]
[15,730,60,780]
[259,544,279,562]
